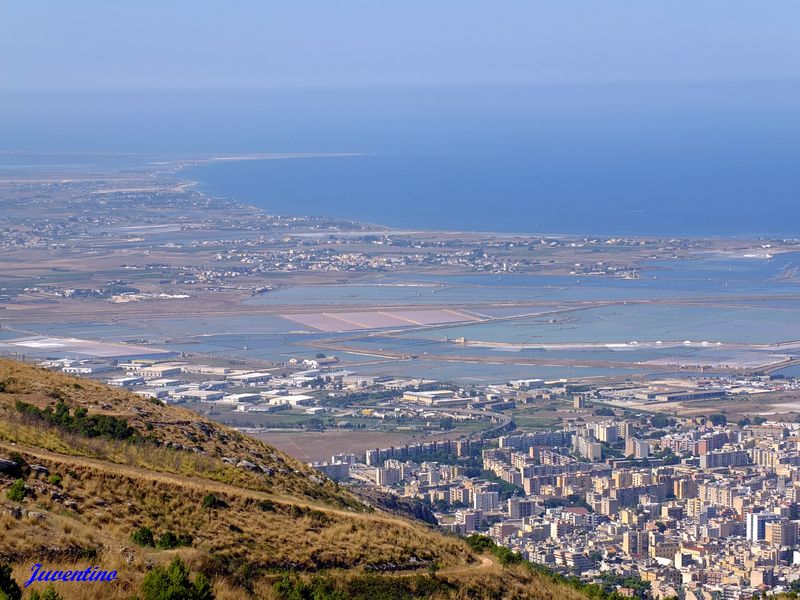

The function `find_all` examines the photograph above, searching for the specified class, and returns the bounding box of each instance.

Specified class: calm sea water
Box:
[187,149,800,237]
[3,83,799,236]
[175,82,800,237]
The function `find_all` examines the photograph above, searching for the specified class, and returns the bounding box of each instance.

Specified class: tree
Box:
[709,414,727,427]
[650,413,670,429]
[660,451,681,466]
[0,563,21,600]
[140,557,213,600]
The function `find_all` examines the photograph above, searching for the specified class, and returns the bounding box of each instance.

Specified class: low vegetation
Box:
[5,479,25,502]
[0,562,22,600]
[15,400,138,441]
[140,557,213,600]
[0,359,611,599]
[272,572,457,600]
[131,526,193,549]
[466,535,650,599]
[28,588,63,600]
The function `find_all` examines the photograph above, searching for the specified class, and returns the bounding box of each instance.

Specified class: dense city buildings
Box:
[42,352,800,597]
[4,157,800,599]
[315,373,800,599]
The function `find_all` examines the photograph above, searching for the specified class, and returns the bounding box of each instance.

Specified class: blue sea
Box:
[3,81,800,236]
[175,82,800,237]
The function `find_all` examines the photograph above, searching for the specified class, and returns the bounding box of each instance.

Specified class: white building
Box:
[375,466,401,487]
[455,509,482,532]
[220,393,260,404]
[592,422,619,443]
[266,394,315,407]
[227,371,273,385]
[402,390,457,404]
[746,512,782,542]
[473,490,500,512]
[108,376,144,388]
[132,364,184,378]
[574,436,603,461]
[173,389,225,402]
[625,437,650,459]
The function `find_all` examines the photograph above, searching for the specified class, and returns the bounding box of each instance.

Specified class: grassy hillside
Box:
[0,359,597,599]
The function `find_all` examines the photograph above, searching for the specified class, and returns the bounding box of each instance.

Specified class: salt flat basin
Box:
[397,303,800,346]
[280,308,479,332]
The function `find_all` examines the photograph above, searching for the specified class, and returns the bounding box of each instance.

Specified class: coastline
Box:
[177,154,800,240]
[2,150,798,242]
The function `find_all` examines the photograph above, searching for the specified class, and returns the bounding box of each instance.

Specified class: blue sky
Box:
[2,1,800,91]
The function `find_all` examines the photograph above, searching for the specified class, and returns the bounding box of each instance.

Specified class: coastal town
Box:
[4,158,800,599]
[362,415,800,600]
[22,353,800,599]
[4,4,800,599]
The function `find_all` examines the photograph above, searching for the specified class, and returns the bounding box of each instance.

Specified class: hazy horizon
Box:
[4,2,800,92]
[3,3,800,237]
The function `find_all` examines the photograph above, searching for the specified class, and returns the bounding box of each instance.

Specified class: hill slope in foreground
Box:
[0,359,588,600]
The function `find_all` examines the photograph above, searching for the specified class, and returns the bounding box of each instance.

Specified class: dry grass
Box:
[0,452,472,599]
[0,359,590,599]
[0,359,358,508]
[1,455,468,571]
[440,563,592,600]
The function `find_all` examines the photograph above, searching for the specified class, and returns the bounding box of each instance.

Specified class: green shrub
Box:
[47,474,62,486]
[491,545,523,566]
[465,534,494,553]
[201,493,226,509]
[140,557,213,600]
[15,400,137,441]
[6,479,26,502]
[0,563,21,600]
[131,526,155,547]
[156,531,178,549]
[28,586,63,600]
[156,531,192,549]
